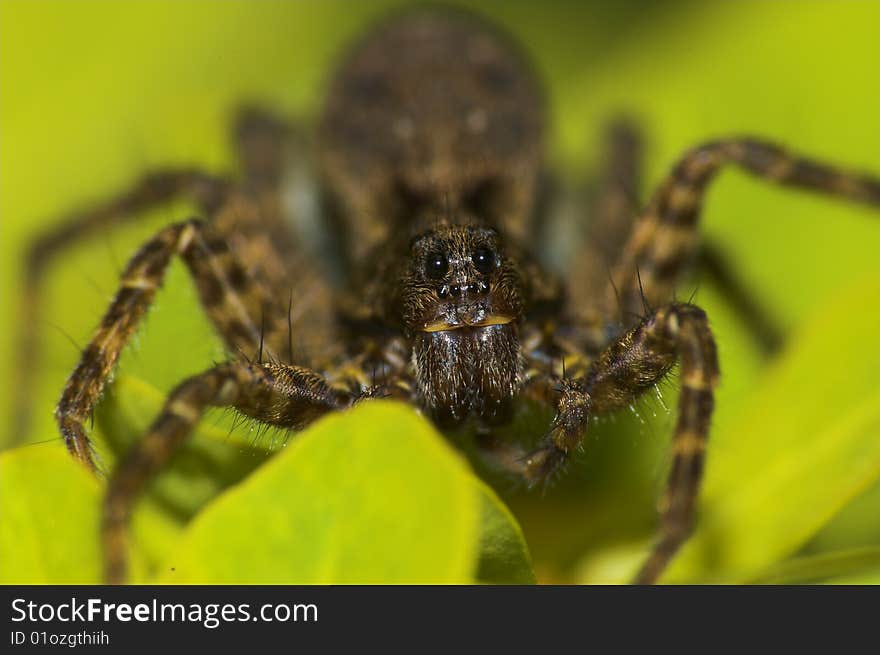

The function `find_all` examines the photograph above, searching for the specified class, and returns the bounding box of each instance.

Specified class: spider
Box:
[18,8,880,585]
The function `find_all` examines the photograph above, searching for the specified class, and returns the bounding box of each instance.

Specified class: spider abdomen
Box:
[318,8,545,259]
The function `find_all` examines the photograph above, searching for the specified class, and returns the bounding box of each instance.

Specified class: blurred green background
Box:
[1,0,879,584]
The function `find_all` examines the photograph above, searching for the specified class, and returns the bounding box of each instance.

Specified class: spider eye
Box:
[471,247,496,274]
[425,251,448,279]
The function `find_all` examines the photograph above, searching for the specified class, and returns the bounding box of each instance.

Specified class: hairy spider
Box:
[18,8,880,584]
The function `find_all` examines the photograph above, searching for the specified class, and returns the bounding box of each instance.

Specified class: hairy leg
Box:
[13,170,228,445]
[103,360,349,583]
[525,303,719,584]
[55,219,287,473]
[607,139,880,327]
[223,106,341,361]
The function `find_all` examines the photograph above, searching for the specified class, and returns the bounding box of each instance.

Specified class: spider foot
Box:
[521,440,569,489]
[523,382,591,489]
[57,414,104,476]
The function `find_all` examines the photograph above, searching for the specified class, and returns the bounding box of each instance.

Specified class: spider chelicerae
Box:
[18,8,880,584]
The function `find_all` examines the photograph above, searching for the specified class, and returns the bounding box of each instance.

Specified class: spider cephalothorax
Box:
[18,7,880,585]
[393,221,525,426]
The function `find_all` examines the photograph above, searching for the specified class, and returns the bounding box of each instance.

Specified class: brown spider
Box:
[18,8,880,584]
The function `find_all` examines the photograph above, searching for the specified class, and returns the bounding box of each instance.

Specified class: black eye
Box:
[425,251,448,279]
[471,247,496,274]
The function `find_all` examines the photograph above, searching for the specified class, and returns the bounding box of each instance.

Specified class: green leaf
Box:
[822,568,880,585]
[475,481,535,584]
[572,541,649,585]
[0,445,102,583]
[748,547,880,585]
[665,276,880,582]
[108,373,533,583]
[158,401,532,584]
[0,401,534,585]
[0,443,182,584]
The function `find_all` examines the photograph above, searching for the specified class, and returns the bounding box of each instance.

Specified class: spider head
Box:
[400,224,523,333]
[397,223,524,425]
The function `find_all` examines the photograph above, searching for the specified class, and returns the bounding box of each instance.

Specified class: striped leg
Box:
[234,105,292,189]
[609,139,880,325]
[55,219,281,473]
[14,169,227,445]
[523,303,719,584]
[103,360,347,583]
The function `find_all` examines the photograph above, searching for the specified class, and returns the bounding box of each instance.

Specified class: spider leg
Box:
[607,139,880,327]
[223,106,342,358]
[102,359,349,583]
[234,105,300,191]
[524,302,718,584]
[55,219,284,473]
[13,169,228,445]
